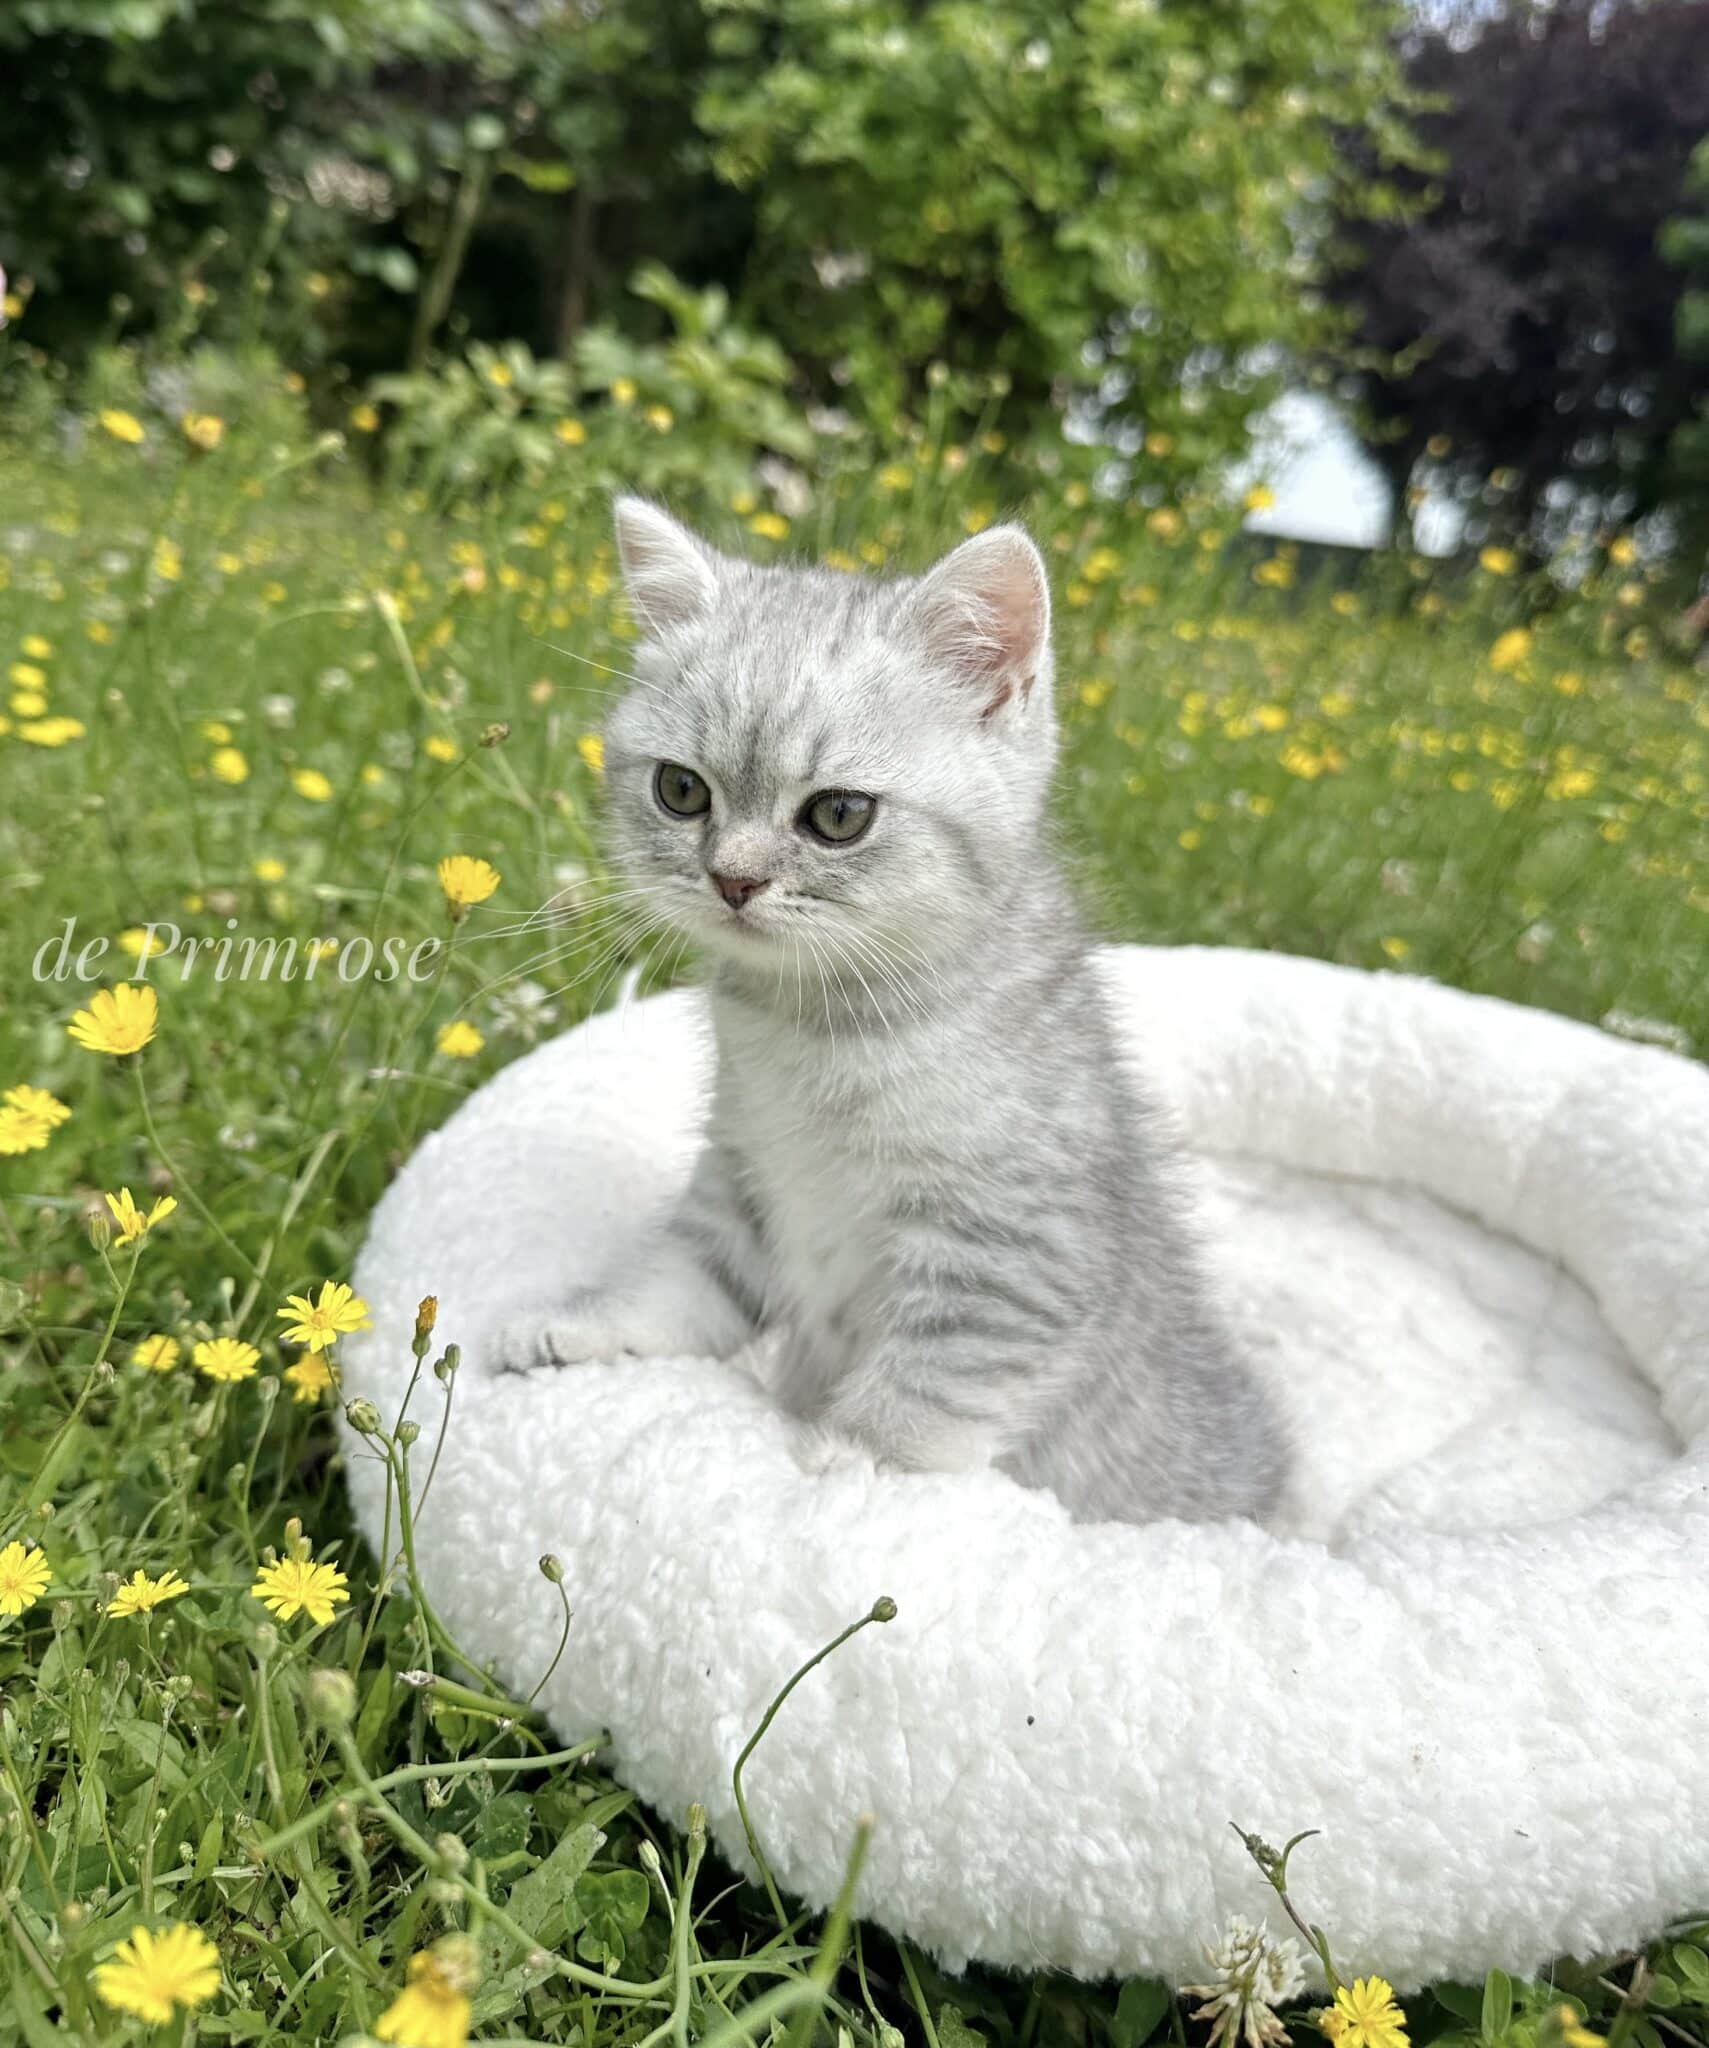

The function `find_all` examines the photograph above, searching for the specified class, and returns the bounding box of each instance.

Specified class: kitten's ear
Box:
[613,495,720,634]
[914,525,1052,717]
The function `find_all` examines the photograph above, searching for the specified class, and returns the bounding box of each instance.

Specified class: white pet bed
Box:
[342,946,1709,1990]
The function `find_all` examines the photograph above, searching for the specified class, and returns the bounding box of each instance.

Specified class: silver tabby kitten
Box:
[493,496,1287,1525]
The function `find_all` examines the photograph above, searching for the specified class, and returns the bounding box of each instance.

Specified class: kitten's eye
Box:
[800,790,877,845]
[655,762,711,818]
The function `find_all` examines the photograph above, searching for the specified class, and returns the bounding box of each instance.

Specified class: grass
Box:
[2,394,1708,2047]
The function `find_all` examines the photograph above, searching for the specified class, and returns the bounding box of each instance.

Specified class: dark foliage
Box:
[1328,0,1709,545]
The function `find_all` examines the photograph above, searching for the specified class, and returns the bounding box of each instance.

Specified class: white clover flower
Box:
[1183,1915,1306,2048]
[489,979,560,1044]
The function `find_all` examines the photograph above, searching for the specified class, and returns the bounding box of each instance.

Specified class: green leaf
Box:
[939,2006,989,2048]
[1435,1985,1484,2025]
[1113,1978,1173,2048]
[574,1866,650,1964]
[472,1789,533,1864]
[1482,1970,1514,2044]
[504,1820,604,1945]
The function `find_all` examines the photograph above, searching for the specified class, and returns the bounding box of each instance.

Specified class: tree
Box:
[1327,0,1709,549]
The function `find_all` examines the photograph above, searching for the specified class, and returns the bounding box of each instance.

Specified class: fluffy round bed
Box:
[341,945,1709,1990]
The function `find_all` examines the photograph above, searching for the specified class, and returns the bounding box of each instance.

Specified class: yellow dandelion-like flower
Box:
[105,1188,177,1247]
[119,926,172,962]
[577,732,605,775]
[68,981,159,1056]
[1381,936,1412,962]
[437,1020,484,1059]
[0,1540,51,1617]
[746,511,789,541]
[193,1336,261,1384]
[94,1922,221,2023]
[0,1084,70,1155]
[254,856,286,881]
[1243,484,1276,513]
[9,660,46,689]
[250,1554,350,1625]
[555,417,587,446]
[292,767,334,803]
[18,715,86,746]
[611,376,637,406]
[1607,536,1636,567]
[1321,1977,1408,2048]
[182,413,225,451]
[108,1568,190,1617]
[98,409,147,445]
[12,688,48,716]
[1489,628,1533,673]
[644,403,674,432]
[132,1333,182,1372]
[424,734,459,764]
[351,401,380,432]
[377,1938,480,2048]
[437,855,501,910]
[284,1353,337,1404]
[22,635,52,659]
[210,745,249,785]
[276,1280,372,1354]
[1479,545,1518,577]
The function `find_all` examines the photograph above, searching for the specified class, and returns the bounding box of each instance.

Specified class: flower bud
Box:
[413,1296,438,1353]
[306,1668,358,1727]
[870,1596,897,1624]
[345,1398,383,1437]
[395,1419,420,1449]
[538,1553,565,1584]
[479,723,510,748]
[435,1832,469,1874]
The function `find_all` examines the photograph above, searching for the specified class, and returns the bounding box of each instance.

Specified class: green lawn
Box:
[1,409,1704,2045]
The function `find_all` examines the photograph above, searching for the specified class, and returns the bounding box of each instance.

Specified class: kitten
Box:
[492,496,1287,1525]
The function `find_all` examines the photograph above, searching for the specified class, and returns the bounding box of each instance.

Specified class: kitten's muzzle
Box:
[710,871,772,911]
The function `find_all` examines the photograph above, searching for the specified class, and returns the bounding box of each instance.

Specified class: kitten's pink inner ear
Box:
[613,496,719,634]
[916,527,1051,717]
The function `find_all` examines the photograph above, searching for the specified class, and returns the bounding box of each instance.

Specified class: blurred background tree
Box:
[3,0,1408,476]
[1325,0,1709,554]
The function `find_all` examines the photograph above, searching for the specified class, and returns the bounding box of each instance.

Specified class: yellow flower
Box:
[69,981,159,1056]
[132,1334,182,1372]
[437,1020,484,1059]
[193,1336,261,1384]
[99,409,147,445]
[1243,484,1276,513]
[254,856,286,881]
[555,417,587,446]
[576,732,605,775]
[18,715,86,746]
[118,926,173,962]
[1479,545,1518,577]
[9,661,46,689]
[747,511,790,541]
[11,689,47,716]
[250,1554,350,1625]
[610,376,637,406]
[182,413,225,451]
[436,855,501,910]
[22,636,52,658]
[377,1938,480,2048]
[210,745,249,785]
[292,767,334,802]
[0,1084,70,1156]
[424,734,458,764]
[1489,628,1533,673]
[108,1568,190,1617]
[94,1923,221,2023]
[351,402,380,432]
[644,403,674,432]
[153,538,183,582]
[105,1188,179,1246]
[0,1540,51,1617]
[1381,936,1412,961]
[1607,536,1636,567]
[487,360,514,387]
[879,464,913,491]
[1321,1977,1408,2048]
[284,1353,337,1404]
[277,1280,372,1354]
[1253,557,1294,590]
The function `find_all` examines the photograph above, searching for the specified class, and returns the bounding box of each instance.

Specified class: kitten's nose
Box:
[710,871,771,910]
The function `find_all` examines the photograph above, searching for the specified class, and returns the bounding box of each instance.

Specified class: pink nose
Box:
[711,872,770,910]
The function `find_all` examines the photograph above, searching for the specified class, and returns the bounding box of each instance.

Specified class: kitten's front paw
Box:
[787,1420,875,1481]
[488,1309,639,1376]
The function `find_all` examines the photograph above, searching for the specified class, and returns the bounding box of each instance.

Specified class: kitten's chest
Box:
[709,1006,964,1311]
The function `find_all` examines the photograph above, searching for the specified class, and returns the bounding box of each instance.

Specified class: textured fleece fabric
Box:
[342,946,1709,1989]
